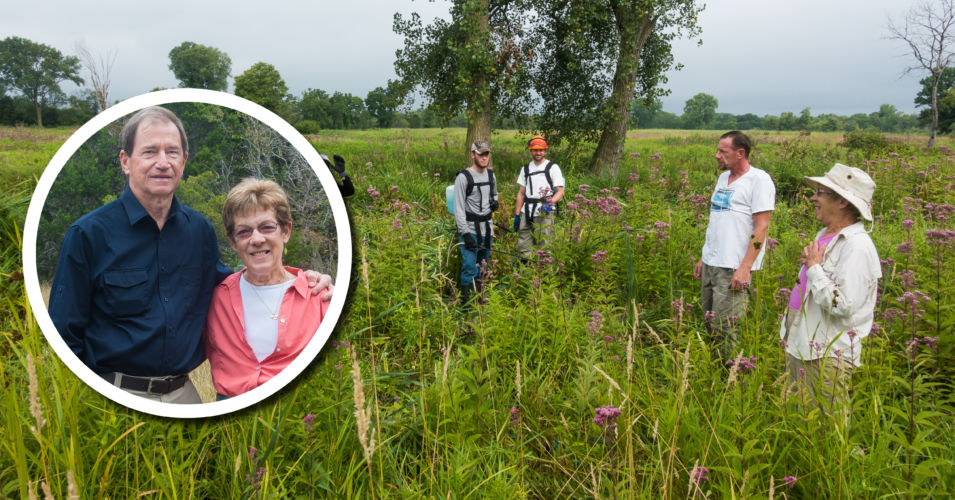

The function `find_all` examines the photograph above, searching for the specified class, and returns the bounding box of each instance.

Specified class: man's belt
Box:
[103,373,189,395]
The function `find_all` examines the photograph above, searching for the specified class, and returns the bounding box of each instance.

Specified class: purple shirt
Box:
[789,233,837,310]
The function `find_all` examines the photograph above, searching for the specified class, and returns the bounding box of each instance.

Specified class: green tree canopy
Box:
[365,84,401,128]
[393,0,533,158]
[916,65,955,134]
[682,92,718,129]
[0,36,83,127]
[167,41,232,91]
[531,0,703,174]
[234,62,288,114]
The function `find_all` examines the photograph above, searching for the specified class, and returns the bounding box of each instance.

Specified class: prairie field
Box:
[1,126,953,498]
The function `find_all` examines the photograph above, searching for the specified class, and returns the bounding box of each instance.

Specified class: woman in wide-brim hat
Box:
[779,163,881,419]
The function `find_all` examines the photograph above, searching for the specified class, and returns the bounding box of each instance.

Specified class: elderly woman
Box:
[203,178,328,398]
[780,163,880,417]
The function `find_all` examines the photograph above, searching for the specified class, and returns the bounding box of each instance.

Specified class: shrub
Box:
[294,119,321,135]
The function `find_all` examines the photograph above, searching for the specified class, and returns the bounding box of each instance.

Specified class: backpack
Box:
[447,168,496,215]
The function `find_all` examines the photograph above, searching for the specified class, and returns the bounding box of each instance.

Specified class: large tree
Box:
[75,42,115,112]
[234,62,288,114]
[0,36,83,127]
[168,41,232,91]
[915,65,955,134]
[393,0,532,158]
[365,84,401,128]
[532,0,702,175]
[682,92,717,129]
[888,0,955,146]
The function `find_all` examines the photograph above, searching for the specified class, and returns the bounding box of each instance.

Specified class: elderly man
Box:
[49,106,332,403]
[694,131,775,363]
[781,163,880,419]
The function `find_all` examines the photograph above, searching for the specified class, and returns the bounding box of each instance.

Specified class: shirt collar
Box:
[119,186,188,227]
[289,267,310,298]
[816,221,866,240]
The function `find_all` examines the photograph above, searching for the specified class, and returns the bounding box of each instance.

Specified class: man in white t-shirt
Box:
[513,135,565,257]
[693,131,775,363]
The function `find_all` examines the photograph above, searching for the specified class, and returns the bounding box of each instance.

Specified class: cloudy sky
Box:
[2,0,925,117]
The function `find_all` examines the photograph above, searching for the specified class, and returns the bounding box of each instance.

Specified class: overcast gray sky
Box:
[2,0,925,117]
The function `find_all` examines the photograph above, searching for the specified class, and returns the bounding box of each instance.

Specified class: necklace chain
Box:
[246,271,291,320]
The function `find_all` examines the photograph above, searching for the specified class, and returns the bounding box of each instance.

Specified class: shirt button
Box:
[255,366,260,370]
[163,297,169,302]
[280,318,286,323]
[161,265,167,272]
[276,348,281,352]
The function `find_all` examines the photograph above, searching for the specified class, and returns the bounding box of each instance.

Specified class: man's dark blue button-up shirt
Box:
[49,187,232,376]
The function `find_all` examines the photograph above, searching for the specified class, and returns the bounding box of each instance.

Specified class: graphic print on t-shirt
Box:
[711,188,734,212]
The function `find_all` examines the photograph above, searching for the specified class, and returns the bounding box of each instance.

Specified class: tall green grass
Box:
[1,126,952,497]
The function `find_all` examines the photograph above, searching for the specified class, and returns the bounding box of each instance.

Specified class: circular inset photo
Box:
[23,89,351,418]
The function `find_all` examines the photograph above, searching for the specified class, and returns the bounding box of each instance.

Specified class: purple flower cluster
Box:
[897,290,932,319]
[367,185,380,200]
[593,404,621,432]
[726,356,757,372]
[303,413,316,433]
[536,250,554,264]
[926,229,955,246]
[691,466,709,483]
[670,297,691,324]
[587,311,604,336]
[591,250,608,264]
[782,475,797,489]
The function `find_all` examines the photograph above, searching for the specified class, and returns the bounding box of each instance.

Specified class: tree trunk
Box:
[463,0,493,164]
[588,8,654,176]
[465,92,492,163]
[34,100,43,128]
[931,72,940,147]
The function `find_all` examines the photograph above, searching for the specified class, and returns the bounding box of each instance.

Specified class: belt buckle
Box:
[146,377,166,395]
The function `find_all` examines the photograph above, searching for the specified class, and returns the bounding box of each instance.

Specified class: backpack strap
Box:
[459,169,475,196]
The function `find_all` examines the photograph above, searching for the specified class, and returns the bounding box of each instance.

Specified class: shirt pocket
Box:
[101,268,151,317]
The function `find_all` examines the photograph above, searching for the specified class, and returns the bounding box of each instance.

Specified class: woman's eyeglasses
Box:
[233,222,279,240]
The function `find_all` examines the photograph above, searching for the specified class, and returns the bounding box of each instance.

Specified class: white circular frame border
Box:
[23,89,352,418]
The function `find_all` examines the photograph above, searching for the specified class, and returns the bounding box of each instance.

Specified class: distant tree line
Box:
[0,36,933,136]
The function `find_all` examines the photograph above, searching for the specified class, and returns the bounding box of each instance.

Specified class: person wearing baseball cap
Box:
[513,134,565,257]
[453,140,498,307]
[780,163,881,422]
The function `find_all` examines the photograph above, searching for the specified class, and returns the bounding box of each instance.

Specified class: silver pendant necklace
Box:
[249,282,282,320]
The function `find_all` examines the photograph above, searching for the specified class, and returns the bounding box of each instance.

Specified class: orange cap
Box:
[528,135,548,150]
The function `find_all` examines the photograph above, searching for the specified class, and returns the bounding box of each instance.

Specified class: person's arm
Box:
[514,185,525,216]
[730,210,771,290]
[551,185,565,205]
[454,173,470,235]
[48,226,93,359]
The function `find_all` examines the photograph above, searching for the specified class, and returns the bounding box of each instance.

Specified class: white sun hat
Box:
[804,163,876,221]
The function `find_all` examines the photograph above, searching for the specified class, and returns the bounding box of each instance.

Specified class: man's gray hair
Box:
[120,106,189,156]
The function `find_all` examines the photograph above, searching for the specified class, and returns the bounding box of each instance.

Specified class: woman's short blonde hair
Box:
[222,178,292,238]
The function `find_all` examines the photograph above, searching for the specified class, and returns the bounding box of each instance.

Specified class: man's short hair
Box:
[222,178,293,239]
[720,130,752,159]
[121,106,189,156]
